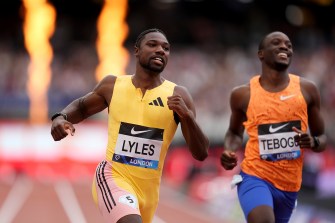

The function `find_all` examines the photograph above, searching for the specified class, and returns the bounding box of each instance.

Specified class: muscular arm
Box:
[51,75,116,141]
[299,78,327,152]
[61,75,116,123]
[224,85,249,152]
[167,86,209,161]
[221,85,249,170]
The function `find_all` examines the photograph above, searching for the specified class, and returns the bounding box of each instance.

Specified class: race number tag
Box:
[258,121,301,161]
[113,122,164,169]
[119,194,138,209]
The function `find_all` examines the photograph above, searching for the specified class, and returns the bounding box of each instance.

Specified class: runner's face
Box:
[262,32,293,70]
[136,32,170,73]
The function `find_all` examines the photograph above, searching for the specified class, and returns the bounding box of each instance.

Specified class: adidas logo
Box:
[149,97,164,107]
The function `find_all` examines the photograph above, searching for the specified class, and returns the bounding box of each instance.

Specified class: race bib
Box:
[258,120,301,161]
[113,122,164,169]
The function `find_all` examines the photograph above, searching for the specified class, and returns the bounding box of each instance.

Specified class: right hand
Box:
[51,117,75,141]
[167,94,191,119]
[220,150,238,170]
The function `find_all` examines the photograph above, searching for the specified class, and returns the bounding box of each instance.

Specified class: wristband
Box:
[51,112,67,121]
[313,136,320,148]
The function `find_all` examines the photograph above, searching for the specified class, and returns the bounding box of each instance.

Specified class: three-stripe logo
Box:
[149,97,164,107]
[96,161,116,213]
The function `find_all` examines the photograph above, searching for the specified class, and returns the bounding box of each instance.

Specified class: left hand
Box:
[292,126,315,148]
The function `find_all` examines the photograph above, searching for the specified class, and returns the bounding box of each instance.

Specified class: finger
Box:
[292,126,302,134]
[65,129,73,136]
[221,153,237,163]
[168,94,181,99]
[221,156,237,164]
[299,137,313,147]
[64,123,75,136]
[292,127,305,142]
[52,128,68,141]
[228,151,236,157]
[223,151,237,160]
[167,100,182,108]
[222,162,237,170]
[54,125,68,137]
[167,97,177,103]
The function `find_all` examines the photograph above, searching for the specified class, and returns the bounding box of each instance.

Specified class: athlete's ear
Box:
[258,50,264,60]
[134,46,139,56]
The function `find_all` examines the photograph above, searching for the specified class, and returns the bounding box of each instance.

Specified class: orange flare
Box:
[95,0,129,81]
[23,0,56,124]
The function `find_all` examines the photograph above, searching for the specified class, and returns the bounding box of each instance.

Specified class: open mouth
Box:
[278,52,288,59]
[152,57,164,65]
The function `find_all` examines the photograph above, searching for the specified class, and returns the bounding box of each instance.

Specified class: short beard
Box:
[140,60,164,73]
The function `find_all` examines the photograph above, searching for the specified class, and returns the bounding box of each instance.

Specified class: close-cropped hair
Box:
[135,28,167,48]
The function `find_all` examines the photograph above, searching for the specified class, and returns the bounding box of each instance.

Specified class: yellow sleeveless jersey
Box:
[106,75,178,180]
[241,74,308,192]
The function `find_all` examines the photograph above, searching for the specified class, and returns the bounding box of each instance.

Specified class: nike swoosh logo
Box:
[269,123,289,133]
[280,94,295,100]
[131,127,152,135]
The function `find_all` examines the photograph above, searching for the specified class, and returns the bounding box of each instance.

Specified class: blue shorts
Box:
[237,171,298,223]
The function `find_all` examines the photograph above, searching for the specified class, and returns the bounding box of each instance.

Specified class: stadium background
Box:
[0,0,334,222]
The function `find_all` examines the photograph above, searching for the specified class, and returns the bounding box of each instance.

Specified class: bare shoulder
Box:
[173,85,190,98]
[230,83,250,111]
[299,77,318,91]
[231,83,250,101]
[173,85,195,112]
[93,75,117,91]
[93,74,118,105]
[231,83,250,94]
[299,77,320,105]
[98,75,117,86]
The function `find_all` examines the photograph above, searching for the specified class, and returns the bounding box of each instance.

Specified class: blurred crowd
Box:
[0,41,334,144]
[1,34,334,222]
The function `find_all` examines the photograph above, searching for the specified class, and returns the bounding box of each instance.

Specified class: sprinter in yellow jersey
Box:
[51,28,209,223]
[220,32,327,223]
